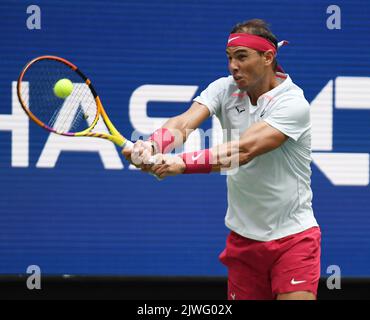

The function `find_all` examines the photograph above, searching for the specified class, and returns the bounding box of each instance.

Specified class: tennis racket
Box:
[17,55,135,149]
[17,55,157,169]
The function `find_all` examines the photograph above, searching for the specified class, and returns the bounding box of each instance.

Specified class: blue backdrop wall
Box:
[0,0,369,276]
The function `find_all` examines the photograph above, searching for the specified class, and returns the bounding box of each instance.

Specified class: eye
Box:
[237,55,248,60]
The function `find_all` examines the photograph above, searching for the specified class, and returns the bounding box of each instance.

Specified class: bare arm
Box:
[210,121,288,171]
[150,121,289,178]
[122,102,210,166]
[157,101,210,150]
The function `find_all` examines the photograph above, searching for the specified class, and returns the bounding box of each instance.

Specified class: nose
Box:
[228,58,239,73]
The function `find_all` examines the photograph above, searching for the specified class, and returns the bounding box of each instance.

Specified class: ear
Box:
[263,50,275,67]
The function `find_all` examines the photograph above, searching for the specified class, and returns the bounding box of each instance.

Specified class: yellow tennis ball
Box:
[53,78,73,99]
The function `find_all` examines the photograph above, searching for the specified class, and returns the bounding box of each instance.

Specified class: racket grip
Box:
[122,140,134,150]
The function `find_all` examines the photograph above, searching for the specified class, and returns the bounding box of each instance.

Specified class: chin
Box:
[237,83,248,90]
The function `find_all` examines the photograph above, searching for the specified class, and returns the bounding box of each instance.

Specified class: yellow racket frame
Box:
[17,55,131,148]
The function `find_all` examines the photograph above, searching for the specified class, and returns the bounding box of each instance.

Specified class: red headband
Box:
[227,33,289,73]
[227,33,287,55]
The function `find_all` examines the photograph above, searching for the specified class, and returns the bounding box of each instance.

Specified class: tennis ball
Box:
[53,78,73,99]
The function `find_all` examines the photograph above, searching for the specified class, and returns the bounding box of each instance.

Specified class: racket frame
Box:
[17,55,129,147]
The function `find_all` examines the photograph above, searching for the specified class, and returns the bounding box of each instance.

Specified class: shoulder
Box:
[198,76,237,106]
[195,76,236,116]
[206,75,236,94]
[273,78,310,118]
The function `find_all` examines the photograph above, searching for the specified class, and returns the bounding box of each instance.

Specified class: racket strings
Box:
[57,83,85,132]
[19,59,97,134]
[68,83,93,132]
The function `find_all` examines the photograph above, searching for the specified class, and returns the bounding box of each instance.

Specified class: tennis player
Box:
[123,19,321,300]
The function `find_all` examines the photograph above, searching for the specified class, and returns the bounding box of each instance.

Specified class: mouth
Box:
[233,76,245,86]
[233,75,243,83]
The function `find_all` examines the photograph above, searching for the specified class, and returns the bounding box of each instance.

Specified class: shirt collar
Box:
[254,73,291,107]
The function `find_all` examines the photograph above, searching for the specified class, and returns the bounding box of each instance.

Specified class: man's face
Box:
[226,46,268,90]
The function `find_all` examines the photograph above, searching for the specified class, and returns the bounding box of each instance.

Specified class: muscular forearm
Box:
[149,102,210,154]
[155,102,210,153]
[209,121,288,172]
[160,115,194,150]
[178,139,253,175]
[130,103,209,168]
[210,140,253,172]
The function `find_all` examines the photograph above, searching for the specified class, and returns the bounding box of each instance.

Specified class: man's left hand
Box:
[149,154,186,179]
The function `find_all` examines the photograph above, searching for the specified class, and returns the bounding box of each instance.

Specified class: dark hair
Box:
[230,19,278,71]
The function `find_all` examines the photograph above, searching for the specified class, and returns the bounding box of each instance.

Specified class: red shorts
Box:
[219,227,321,300]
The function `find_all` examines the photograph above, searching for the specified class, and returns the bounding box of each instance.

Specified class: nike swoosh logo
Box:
[192,153,203,161]
[236,106,246,113]
[291,279,307,285]
[228,36,240,43]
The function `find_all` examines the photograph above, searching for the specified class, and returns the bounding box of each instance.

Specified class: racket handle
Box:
[122,140,134,150]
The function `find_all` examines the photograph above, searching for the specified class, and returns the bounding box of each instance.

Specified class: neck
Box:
[247,71,278,105]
